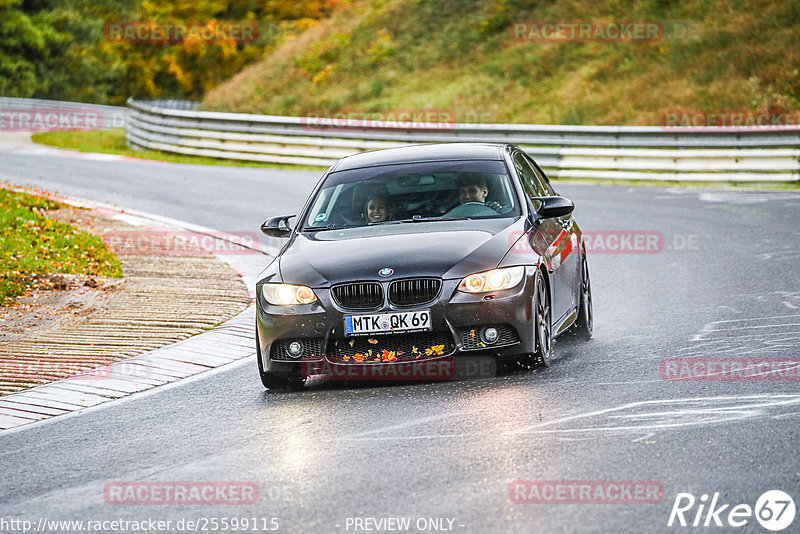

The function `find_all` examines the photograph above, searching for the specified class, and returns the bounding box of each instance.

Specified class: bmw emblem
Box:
[378,267,394,277]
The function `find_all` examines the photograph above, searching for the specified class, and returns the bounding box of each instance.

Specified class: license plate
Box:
[344,310,431,336]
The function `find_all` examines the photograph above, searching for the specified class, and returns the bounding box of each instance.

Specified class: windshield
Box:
[302,160,521,230]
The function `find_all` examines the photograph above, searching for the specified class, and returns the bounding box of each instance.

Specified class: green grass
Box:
[203,0,800,126]
[30,129,327,171]
[0,189,123,306]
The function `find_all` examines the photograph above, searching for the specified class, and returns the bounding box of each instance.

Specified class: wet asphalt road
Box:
[1,147,800,534]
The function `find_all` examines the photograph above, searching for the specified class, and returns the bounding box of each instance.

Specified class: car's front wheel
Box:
[532,269,554,366]
[512,269,553,370]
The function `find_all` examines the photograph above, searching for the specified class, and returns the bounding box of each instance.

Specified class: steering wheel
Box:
[443,202,498,218]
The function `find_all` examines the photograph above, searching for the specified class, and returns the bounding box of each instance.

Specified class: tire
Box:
[256,332,304,391]
[573,250,593,340]
[512,269,553,370]
[532,269,554,367]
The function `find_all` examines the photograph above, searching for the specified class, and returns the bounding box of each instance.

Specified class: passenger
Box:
[364,194,392,223]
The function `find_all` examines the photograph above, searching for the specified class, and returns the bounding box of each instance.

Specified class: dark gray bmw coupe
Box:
[256,143,592,390]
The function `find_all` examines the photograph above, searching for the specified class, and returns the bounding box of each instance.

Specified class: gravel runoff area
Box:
[0,194,252,397]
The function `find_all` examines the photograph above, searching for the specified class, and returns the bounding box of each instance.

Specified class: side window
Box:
[513,152,548,197]
[524,154,555,195]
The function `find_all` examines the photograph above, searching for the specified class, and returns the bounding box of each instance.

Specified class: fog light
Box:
[481,327,499,344]
[286,341,303,358]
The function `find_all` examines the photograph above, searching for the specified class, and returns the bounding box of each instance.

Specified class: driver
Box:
[456,175,502,212]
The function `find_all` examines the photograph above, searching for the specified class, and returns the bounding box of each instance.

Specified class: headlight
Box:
[458,266,525,293]
[261,283,317,305]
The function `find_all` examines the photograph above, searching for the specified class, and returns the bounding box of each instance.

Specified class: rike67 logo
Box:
[668,490,796,531]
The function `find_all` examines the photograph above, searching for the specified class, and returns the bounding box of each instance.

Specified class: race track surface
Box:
[1,147,799,533]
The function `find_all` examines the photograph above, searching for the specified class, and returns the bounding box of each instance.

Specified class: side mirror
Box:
[261,215,295,238]
[532,196,574,219]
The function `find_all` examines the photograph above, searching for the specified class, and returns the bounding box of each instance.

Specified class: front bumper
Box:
[256,266,538,377]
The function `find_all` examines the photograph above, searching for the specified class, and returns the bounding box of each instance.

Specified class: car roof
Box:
[331,143,510,171]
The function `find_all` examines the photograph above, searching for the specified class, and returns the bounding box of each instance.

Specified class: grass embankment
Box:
[30,129,326,171]
[203,0,800,126]
[0,189,122,306]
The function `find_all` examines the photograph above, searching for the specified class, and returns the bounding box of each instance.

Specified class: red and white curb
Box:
[0,192,269,431]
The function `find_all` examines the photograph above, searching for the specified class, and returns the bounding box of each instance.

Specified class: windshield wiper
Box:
[396,215,448,223]
[303,215,459,231]
[302,224,358,232]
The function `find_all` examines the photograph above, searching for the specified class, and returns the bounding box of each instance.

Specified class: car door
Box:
[526,154,581,326]
[512,151,573,323]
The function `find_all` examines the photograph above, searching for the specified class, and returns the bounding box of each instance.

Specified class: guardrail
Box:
[126,98,800,182]
[0,97,127,130]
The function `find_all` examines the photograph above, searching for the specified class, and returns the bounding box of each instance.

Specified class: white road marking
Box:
[506,394,800,436]
[679,307,800,357]
[773,412,800,419]
[631,432,656,443]
[691,314,800,341]
[339,395,800,442]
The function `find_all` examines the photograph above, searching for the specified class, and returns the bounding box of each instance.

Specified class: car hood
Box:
[278,218,528,287]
